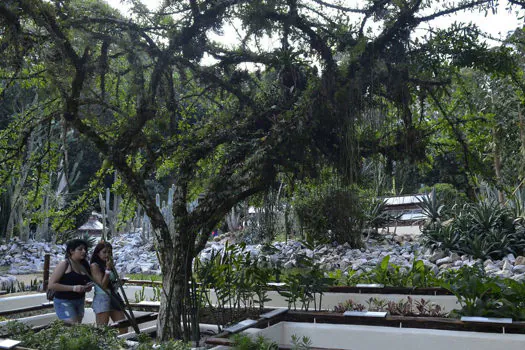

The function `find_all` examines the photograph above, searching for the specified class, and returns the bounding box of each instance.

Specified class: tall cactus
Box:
[99,193,108,241]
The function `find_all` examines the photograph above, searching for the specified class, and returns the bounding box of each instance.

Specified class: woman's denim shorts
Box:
[92,292,112,313]
[53,297,85,321]
[92,292,123,314]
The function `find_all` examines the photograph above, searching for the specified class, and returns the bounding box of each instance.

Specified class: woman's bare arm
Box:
[91,263,110,289]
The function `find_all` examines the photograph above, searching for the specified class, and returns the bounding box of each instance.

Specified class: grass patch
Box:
[127,273,163,282]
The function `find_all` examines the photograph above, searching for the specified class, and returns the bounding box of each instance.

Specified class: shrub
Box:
[231,334,278,350]
[135,333,190,350]
[441,265,525,320]
[0,321,124,350]
[294,185,364,248]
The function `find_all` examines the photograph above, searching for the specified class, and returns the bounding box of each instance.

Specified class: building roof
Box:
[78,217,104,231]
[382,194,426,206]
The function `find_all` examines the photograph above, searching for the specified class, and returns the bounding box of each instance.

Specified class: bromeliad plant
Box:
[0,320,125,350]
[421,199,525,260]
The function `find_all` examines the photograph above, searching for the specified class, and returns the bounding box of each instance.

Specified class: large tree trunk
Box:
[157,251,185,341]
[156,223,196,341]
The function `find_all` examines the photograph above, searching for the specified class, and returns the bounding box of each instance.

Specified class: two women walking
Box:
[48,239,126,330]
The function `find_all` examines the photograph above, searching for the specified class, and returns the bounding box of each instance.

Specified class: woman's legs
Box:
[109,310,127,334]
[95,311,110,325]
[92,292,112,326]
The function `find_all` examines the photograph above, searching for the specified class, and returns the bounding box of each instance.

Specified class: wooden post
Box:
[43,254,50,291]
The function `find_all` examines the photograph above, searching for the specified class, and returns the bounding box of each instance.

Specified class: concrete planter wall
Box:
[254,322,525,350]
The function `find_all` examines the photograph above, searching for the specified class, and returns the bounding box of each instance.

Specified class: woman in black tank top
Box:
[48,239,93,324]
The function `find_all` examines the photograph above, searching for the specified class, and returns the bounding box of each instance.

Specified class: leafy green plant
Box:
[1,321,124,350]
[419,184,467,216]
[277,238,335,311]
[135,332,190,350]
[194,242,275,329]
[441,265,525,320]
[366,297,389,312]
[421,223,462,253]
[333,299,366,313]
[127,273,163,282]
[294,184,364,247]
[231,334,278,350]
[332,296,446,317]
[290,334,312,350]
[364,199,397,240]
[358,255,439,288]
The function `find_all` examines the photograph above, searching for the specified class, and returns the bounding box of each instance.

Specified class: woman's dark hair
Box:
[65,239,88,258]
[90,241,113,272]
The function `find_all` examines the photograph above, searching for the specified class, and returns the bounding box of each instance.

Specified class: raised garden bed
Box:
[206,310,525,350]
[327,286,451,295]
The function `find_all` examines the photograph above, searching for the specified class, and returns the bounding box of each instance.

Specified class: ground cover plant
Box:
[231,334,312,350]
[135,333,191,350]
[441,265,525,320]
[0,320,125,350]
[127,273,163,282]
[333,296,447,317]
[329,255,441,288]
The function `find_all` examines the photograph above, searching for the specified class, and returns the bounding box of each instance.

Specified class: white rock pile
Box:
[2,230,525,291]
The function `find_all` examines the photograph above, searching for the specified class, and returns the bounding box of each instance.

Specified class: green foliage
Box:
[421,199,525,259]
[127,273,163,282]
[276,238,335,311]
[419,184,467,213]
[340,255,440,288]
[418,189,445,224]
[333,296,447,317]
[194,243,275,329]
[134,285,146,303]
[231,334,278,350]
[290,334,312,350]
[150,284,162,301]
[0,321,124,350]
[132,282,161,303]
[363,199,397,239]
[441,265,525,320]
[135,333,190,350]
[294,184,364,247]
